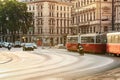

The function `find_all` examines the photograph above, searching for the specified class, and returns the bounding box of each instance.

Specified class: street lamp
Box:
[75,9,79,34]
[99,0,101,33]
[112,0,115,31]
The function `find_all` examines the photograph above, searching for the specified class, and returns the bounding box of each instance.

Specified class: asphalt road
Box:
[0,47,120,80]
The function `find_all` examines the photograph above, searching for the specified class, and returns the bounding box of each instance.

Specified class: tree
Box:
[0,0,33,42]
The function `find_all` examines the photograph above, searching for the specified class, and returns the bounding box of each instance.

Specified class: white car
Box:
[14,41,21,47]
[32,43,37,49]
[3,42,9,48]
[23,43,34,51]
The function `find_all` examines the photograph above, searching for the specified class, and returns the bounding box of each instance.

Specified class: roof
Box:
[107,32,120,36]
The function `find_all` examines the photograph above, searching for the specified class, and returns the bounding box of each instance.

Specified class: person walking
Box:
[78,44,84,55]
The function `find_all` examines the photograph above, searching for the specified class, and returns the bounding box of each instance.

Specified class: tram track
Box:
[0,48,119,80]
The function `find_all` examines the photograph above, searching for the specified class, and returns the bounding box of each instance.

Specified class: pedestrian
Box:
[78,44,84,55]
[7,43,12,50]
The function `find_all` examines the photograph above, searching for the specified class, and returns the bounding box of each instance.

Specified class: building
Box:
[71,0,112,34]
[25,0,72,46]
[18,0,120,46]
[115,0,120,31]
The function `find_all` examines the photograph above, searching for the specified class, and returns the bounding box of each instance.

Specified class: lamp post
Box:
[99,0,101,33]
[76,9,79,34]
[6,16,9,42]
[112,0,115,31]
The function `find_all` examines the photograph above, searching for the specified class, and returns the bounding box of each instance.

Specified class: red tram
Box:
[66,35,80,51]
[66,33,106,53]
[80,33,106,53]
[66,32,120,56]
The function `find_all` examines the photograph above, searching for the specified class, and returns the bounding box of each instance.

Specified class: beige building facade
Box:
[26,0,72,46]
[71,0,112,34]
[115,0,120,31]
[18,0,120,46]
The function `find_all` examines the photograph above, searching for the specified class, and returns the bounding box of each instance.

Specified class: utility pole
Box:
[112,0,115,31]
[99,0,101,33]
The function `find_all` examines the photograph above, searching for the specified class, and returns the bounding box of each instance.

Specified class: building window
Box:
[57,6,58,10]
[104,26,108,32]
[33,6,34,10]
[61,6,62,10]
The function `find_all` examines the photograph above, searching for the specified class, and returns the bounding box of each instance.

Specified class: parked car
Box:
[3,42,9,48]
[21,43,25,47]
[23,43,34,51]
[14,41,21,47]
[0,42,2,48]
[32,43,37,49]
[54,44,66,49]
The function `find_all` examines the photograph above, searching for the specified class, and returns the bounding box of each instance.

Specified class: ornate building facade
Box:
[71,0,112,34]
[26,0,72,46]
[115,0,120,31]
[18,0,120,46]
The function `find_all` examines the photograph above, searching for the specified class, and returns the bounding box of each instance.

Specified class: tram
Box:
[106,32,120,56]
[66,32,120,56]
[80,33,106,53]
[66,35,80,51]
[66,33,106,53]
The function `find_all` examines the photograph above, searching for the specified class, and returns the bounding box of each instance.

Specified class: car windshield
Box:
[25,43,33,47]
[32,43,36,46]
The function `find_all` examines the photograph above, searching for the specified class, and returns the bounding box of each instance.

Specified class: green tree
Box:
[0,0,33,42]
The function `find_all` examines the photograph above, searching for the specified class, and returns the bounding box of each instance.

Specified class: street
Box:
[0,47,120,80]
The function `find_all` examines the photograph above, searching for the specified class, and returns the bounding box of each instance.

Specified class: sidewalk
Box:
[77,68,120,80]
[0,53,12,64]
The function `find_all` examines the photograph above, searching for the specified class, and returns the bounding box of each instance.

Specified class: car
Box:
[54,44,66,49]
[23,43,34,51]
[32,43,37,49]
[14,41,21,47]
[21,43,25,47]
[0,42,2,48]
[3,42,9,48]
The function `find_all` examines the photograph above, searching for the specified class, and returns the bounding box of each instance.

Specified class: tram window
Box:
[118,36,120,43]
[71,37,78,43]
[88,37,94,43]
[96,36,100,43]
[81,37,94,43]
[81,37,85,43]
[100,35,107,43]
[68,37,78,43]
[107,36,111,43]
[96,38,100,43]
[111,35,115,43]
[81,37,86,43]
[67,37,71,42]
[115,35,119,43]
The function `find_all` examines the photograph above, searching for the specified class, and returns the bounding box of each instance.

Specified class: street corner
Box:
[0,54,12,64]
